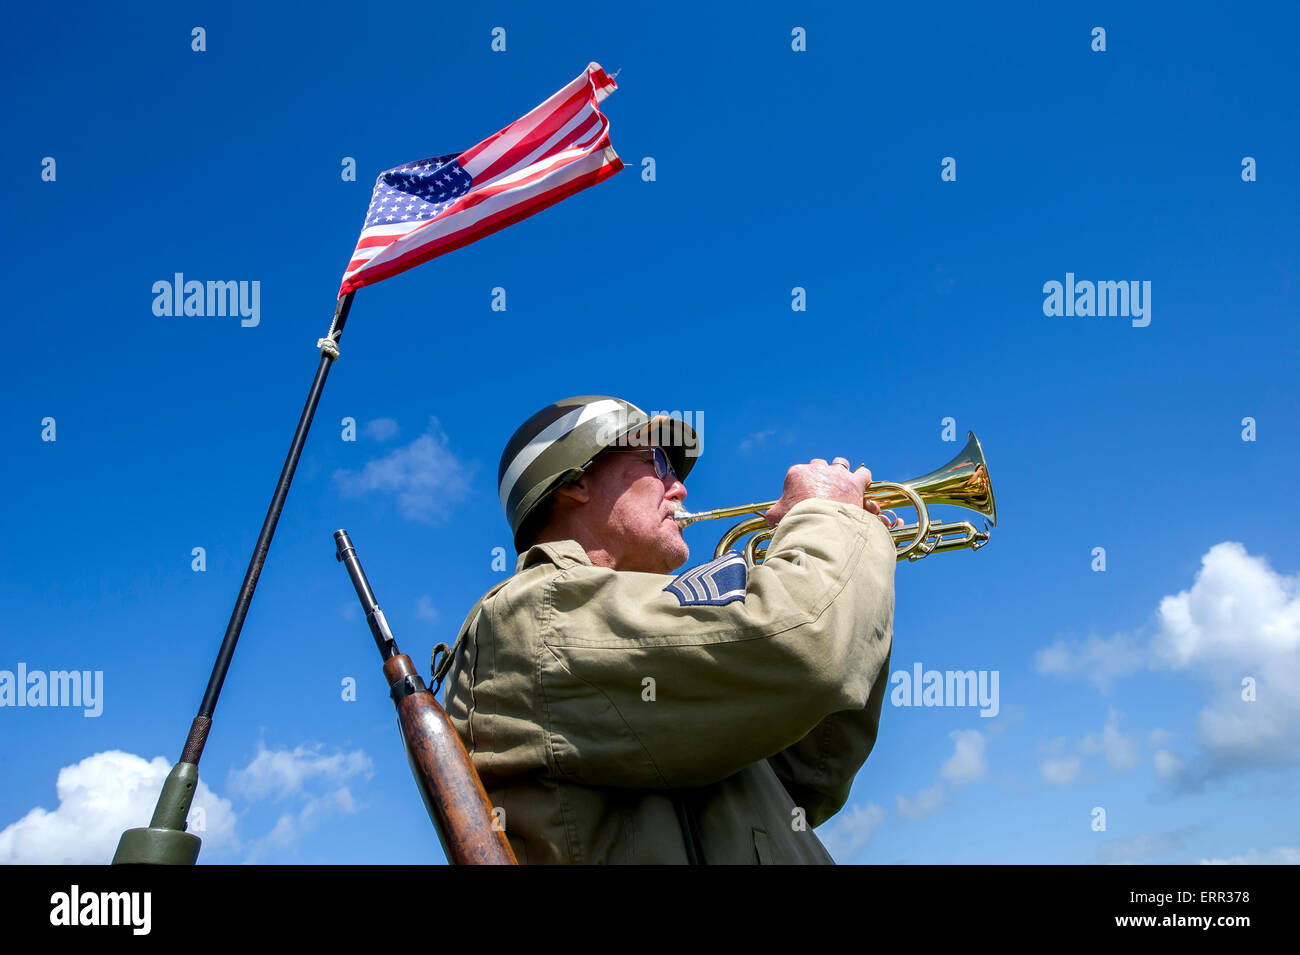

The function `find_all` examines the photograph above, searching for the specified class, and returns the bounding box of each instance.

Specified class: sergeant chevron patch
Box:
[664,550,748,606]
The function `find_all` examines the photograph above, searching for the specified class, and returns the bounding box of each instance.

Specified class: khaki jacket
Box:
[442,498,896,864]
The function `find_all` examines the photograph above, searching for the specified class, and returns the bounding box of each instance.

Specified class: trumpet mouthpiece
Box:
[672,508,698,526]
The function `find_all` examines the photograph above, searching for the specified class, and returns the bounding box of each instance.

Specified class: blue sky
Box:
[2,2,1298,864]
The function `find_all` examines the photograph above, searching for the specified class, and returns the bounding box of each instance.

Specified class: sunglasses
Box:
[580,445,677,482]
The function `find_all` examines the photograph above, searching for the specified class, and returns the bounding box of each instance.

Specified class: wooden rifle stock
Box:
[335,530,516,865]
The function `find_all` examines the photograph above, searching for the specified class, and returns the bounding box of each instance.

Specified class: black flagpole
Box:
[113,291,355,865]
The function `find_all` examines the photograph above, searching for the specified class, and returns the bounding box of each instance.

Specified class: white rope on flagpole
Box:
[317,331,341,361]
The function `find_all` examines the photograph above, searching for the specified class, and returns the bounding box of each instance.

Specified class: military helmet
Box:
[499,395,700,551]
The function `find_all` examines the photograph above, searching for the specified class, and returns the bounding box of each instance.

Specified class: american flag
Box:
[339,62,623,296]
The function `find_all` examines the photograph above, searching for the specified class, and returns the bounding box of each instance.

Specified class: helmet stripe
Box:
[497,398,626,513]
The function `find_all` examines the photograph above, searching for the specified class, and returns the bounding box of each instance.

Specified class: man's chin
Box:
[617,528,689,574]
[661,538,690,574]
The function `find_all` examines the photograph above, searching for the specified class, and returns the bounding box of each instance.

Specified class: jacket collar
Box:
[516,539,593,572]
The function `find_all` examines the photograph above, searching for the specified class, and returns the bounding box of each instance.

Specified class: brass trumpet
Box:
[674,431,997,565]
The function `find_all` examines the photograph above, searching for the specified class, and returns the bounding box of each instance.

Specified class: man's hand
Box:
[764,457,901,532]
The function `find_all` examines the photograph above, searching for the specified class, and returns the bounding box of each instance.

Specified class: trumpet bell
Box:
[682,430,998,566]
[872,430,997,527]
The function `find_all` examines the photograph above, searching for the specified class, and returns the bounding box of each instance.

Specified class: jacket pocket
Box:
[753,828,772,865]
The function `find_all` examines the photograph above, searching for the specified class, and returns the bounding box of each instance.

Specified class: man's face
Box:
[582,448,689,574]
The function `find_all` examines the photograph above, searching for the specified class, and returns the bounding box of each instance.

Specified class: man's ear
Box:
[553,476,592,506]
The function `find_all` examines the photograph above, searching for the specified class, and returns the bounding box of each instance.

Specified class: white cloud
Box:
[245,788,360,863]
[1041,755,1081,786]
[1148,728,1174,747]
[1079,710,1141,774]
[227,741,372,802]
[1097,830,1187,864]
[819,802,886,862]
[332,417,470,524]
[869,733,985,834]
[1152,543,1300,780]
[1153,542,1300,668]
[0,744,380,865]
[940,730,988,787]
[1042,736,1069,757]
[1034,632,1144,692]
[1153,750,1184,779]
[415,595,438,623]
[738,430,776,455]
[896,783,944,821]
[0,751,236,864]
[1040,712,1140,787]
[738,430,797,455]
[1037,543,1300,785]
[1201,847,1300,865]
[363,417,399,442]
[227,742,373,864]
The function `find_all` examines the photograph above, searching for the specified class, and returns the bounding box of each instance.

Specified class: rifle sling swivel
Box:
[390,672,428,702]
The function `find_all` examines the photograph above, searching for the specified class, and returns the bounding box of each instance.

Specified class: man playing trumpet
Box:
[438,395,900,864]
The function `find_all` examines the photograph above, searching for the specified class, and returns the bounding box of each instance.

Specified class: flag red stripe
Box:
[341,158,622,293]
[471,86,592,185]
[459,69,595,170]
[451,129,608,210]
[339,63,621,295]
[342,145,614,272]
[346,131,609,258]
[531,110,603,166]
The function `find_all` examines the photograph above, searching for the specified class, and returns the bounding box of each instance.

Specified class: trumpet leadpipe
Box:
[672,501,775,528]
[670,431,994,565]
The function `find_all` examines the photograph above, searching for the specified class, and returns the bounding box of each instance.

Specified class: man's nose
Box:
[663,475,686,503]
